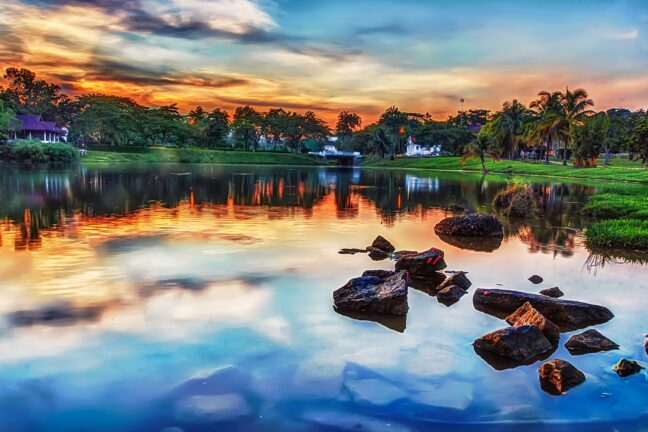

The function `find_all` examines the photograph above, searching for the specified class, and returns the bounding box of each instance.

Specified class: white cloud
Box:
[603,29,639,40]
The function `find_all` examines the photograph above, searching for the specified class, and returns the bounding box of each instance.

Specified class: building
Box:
[13,114,67,143]
[406,136,440,157]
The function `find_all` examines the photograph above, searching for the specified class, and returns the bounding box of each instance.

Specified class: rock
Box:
[473,289,614,329]
[538,359,586,395]
[361,269,395,279]
[645,339,648,356]
[369,235,395,253]
[438,271,472,291]
[437,285,466,307]
[173,394,252,423]
[407,272,447,296]
[539,287,564,298]
[338,248,367,255]
[393,250,418,259]
[613,359,644,377]
[395,247,446,278]
[564,329,619,355]
[473,325,553,362]
[434,214,503,237]
[334,309,406,333]
[365,246,389,261]
[505,301,560,343]
[528,275,543,284]
[333,271,408,315]
[437,234,503,252]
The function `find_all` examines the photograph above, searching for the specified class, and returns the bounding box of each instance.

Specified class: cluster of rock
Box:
[472,279,645,394]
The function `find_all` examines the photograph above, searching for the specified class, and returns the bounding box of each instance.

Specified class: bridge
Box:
[308,149,363,166]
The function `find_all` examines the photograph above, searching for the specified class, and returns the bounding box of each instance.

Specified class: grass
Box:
[365,156,648,183]
[585,219,648,249]
[83,146,323,166]
[581,193,648,219]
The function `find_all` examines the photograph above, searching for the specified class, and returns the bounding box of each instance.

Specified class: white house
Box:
[406,136,440,157]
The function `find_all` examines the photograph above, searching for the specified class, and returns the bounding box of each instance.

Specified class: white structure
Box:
[406,136,440,157]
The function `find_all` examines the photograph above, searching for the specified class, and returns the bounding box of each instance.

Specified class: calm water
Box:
[0,164,646,432]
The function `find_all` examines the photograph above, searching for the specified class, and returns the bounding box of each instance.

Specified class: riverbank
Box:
[83,147,323,166]
[365,156,648,184]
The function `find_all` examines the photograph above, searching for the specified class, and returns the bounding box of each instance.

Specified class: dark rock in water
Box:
[334,309,406,333]
[437,234,503,252]
[393,250,418,259]
[437,285,466,307]
[528,275,543,284]
[370,235,395,253]
[473,344,553,371]
[613,359,644,377]
[338,248,367,255]
[645,339,648,356]
[438,271,472,291]
[564,329,619,355]
[505,301,560,343]
[9,301,104,327]
[333,271,408,315]
[395,247,446,278]
[365,247,389,261]
[434,214,504,237]
[473,288,614,329]
[538,359,586,395]
[539,287,564,298]
[407,272,447,296]
[473,325,553,362]
[361,269,396,279]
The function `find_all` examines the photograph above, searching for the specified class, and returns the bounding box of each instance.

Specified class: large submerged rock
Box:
[538,359,586,395]
[473,325,553,362]
[505,301,560,343]
[437,285,466,307]
[473,288,614,329]
[395,248,446,278]
[333,271,408,315]
[434,214,503,237]
[564,329,619,355]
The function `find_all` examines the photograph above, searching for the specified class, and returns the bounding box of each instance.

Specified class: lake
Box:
[0,164,646,432]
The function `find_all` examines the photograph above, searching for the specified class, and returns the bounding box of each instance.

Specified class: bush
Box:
[493,183,538,217]
[0,140,79,164]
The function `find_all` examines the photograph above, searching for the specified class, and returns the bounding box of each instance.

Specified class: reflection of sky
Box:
[0,168,647,430]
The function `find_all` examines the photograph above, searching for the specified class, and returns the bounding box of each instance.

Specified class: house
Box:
[12,114,67,143]
[406,136,440,157]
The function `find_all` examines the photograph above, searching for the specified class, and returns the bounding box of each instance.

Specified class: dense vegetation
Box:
[0,139,78,164]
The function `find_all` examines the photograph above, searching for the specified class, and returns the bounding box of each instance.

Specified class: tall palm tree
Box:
[490,100,529,159]
[461,134,500,175]
[555,88,595,165]
[528,90,562,164]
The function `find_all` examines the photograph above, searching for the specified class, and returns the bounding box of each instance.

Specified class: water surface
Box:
[0,164,646,432]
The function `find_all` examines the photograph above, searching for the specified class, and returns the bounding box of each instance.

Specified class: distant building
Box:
[406,136,440,157]
[13,115,67,143]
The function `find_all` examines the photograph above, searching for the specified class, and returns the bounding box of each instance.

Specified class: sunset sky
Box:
[1,0,647,122]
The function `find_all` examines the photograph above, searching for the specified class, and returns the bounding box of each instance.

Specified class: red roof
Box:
[17,115,65,133]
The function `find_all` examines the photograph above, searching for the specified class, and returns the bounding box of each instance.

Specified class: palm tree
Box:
[379,106,409,159]
[461,134,500,175]
[490,100,529,159]
[555,88,595,165]
[528,91,562,164]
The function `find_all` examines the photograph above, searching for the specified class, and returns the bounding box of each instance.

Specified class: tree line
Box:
[1,67,647,167]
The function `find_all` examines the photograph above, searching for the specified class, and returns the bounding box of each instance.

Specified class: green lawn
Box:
[83,146,323,166]
[365,156,648,183]
[585,219,648,250]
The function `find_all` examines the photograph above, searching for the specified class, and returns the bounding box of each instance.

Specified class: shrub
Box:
[0,140,79,164]
[493,183,538,217]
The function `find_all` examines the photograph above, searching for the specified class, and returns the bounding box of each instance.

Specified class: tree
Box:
[528,90,562,164]
[335,111,362,150]
[572,113,608,167]
[263,108,289,150]
[231,105,261,151]
[488,99,529,159]
[628,116,648,169]
[0,100,20,140]
[3,68,65,120]
[204,108,230,148]
[461,133,500,175]
[554,88,595,165]
[379,106,410,159]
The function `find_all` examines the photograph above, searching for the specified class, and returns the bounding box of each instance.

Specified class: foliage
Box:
[582,192,648,219]
[493,184,538,217]
[0,139,78,164]
[0,100,20,139]
[628,116,648,168]
[572,113,609,167]
[2,68,69,124]
[486,99,530,159]
[461,133,500,174]
[335,111,362,150]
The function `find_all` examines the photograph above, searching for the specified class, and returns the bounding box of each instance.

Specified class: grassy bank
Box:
[365,156,648,183]
[83,146,323,166]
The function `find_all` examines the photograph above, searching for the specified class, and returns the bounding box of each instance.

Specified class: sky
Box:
[1,0,647,123]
